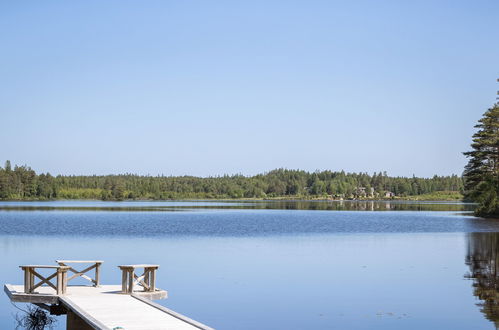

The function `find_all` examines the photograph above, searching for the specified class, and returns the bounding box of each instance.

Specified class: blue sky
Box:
[1,0,498,177]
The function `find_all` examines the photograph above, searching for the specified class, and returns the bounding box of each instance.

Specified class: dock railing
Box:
[118,264,159,294]
[55,260,103,287]
[19,265,70,295]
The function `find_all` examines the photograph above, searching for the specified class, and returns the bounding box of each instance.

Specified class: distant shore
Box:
[0,191,464,203]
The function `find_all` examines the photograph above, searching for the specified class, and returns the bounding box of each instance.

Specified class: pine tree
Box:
[463,105,499,217]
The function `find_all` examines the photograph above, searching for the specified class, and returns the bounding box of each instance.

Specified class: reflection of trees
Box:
[253,200,472,212]
[0,201,473,212]
[466,232,499,327]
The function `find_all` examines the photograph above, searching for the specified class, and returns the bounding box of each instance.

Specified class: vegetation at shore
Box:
[464,104,499,217]
[400,191,464,201]
[0,161,463,201]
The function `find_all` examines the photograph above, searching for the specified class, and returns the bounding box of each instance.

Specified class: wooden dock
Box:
[4,261,213,330]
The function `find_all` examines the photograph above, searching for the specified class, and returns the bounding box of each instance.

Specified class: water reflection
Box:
[0,200,476,212]
[466,232,499,327]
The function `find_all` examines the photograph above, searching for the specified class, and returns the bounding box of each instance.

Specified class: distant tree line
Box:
[0,161,463,201]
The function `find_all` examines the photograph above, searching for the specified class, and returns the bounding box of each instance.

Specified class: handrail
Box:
[19,261,159,296]
[19,265,70,295]
[118,264,159,294]
[56,260,103,287]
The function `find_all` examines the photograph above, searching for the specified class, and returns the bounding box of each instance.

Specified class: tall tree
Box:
[4,160,11,172]
[463,105,499,217]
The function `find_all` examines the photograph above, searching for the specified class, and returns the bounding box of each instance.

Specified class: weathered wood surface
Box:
[60,291,208,330]
[19,265,68,269]
[4,284,59,304]
[119,264,159,294]
[5,285,212,330]
[56,260,104,263]
[20,265,69,295]
[6,284,167,303]
[56,260,103,287]
[132,294,214,330]
[119,264,159,269]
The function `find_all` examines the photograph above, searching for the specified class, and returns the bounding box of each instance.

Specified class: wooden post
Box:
[62,268,68,294]
[29,269,34,292]
[144,268,150,289]
[121,268,127,293]
[95,262,101,287]
[150,268,156,292]
[128,269,134,293]
[56,269,63,295]
[66,309,95,330]
[23,267,30,293]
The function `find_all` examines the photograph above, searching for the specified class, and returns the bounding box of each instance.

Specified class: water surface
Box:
[0,200,497,329]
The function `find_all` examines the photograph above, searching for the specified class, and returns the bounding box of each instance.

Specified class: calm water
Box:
[0,200,498,329]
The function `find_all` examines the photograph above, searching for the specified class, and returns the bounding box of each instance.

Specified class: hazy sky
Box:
[1,1,498,177]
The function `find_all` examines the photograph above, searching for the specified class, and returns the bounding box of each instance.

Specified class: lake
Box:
[1,200,498,329]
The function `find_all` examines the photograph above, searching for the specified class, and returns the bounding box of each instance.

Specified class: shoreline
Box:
[0,196,466,203]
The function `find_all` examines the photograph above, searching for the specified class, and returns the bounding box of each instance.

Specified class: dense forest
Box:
[0,161,463,201]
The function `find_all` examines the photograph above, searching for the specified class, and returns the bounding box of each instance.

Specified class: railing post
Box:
[56,268,63,295]
[29,269,34,292]
[128,269,134,294]
[149,267,156,292]
[144,269,150,289]
[62,267,68,294]
[95,262,101,287]
[55,266,69,295]
[23,267,30,293]
[121,267,128,293]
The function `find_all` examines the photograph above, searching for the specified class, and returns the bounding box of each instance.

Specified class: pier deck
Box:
[4,261,213,330]
[5,284,212,330]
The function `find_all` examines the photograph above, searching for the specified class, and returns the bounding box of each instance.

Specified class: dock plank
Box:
[5,285,212,330]
[61,293,198,330]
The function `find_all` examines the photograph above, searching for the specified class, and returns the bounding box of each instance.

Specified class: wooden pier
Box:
[4,260,213,330]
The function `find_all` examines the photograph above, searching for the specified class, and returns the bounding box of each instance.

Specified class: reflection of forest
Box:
[0,201,475,212]
[259,200,474,212]
[466,232,499,327]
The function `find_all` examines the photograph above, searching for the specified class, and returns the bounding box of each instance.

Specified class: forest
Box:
[0,161,463,201]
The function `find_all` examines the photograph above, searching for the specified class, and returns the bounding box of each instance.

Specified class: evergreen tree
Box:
[463,105,499,217]
[4,160,11,172]
[112,179,126,200]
